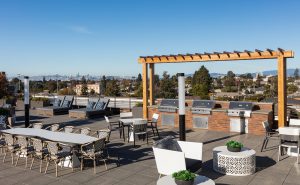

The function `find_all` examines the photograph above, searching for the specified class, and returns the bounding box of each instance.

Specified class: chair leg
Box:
[103,159,107,170]
[40,159,43,173]
[44,159,49,174]
[261,138,266,152]
[93,158,96,174]
[30,157,35,170]
[3,151,6,163]
[151,123,155,136]
[55,162,58,177]
[133,134,135,147]
[265,138,269,149]
[123,126,125,142]
[25,156,28,168]
[81,157,84,171]
[297,148,299,164]
[15,153,19,166]
[156,127,160,138]
[146,133,148,145]
[278,146,281,162]
[11,153,14,165]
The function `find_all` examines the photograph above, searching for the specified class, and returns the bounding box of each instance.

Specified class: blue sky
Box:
[0,0,299,77]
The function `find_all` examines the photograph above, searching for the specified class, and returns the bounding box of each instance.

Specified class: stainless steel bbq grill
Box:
[227,102,253,118]
[191,100,216,115]
[158,99,178,113]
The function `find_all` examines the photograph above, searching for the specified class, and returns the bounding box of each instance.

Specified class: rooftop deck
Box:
[1,110,299,185]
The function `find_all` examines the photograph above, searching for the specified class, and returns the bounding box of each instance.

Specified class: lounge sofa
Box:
[36,96,74,116]
[69,98,110,119]
[153,136,203,177]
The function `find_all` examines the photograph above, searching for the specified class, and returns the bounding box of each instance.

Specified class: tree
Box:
[294,68,299,79]
[223,71,236,92]
[90,89,96,95]
[100,75,107,95]
[81,76,88,96]
[159,71,176,98]
[287,84,298,94]
[58,87,76,95]
[191,65,212,99]
[0,72,8,98]
[105,79,120,96]
[255,73,263,87]
[45,80,57,93]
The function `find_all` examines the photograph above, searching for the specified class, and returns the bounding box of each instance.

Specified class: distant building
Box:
[74,83,100,95]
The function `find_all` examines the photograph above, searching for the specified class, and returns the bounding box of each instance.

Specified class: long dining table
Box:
[1,128,98,145]
[0,128,99,167]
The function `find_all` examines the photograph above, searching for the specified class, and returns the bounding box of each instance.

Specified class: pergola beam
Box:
[138,49,293,64]
[139,48,294,126]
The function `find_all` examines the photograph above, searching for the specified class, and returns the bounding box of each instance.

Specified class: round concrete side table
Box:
[213,146,256,176]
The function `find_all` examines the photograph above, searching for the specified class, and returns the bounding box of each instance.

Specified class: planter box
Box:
[31,101,50,109]
[16,100,50,109]
[132,106,143,118]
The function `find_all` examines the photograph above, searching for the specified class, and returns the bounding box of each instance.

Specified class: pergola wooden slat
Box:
[138,49,294,128]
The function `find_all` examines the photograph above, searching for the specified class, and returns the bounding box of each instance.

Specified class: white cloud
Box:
[68,25,92,34]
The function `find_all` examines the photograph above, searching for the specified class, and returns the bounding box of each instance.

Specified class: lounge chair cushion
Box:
[87,101,96,110]
[61,100,71,108]
[153,136,182,152]
[95,101,105,110]
[53,99,61,107]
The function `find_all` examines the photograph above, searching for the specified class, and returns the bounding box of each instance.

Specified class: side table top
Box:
[157,175,215,185]
[213,146,255,158]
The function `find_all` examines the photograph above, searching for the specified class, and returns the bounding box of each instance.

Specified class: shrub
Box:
[226,140,243,148]
[31,97,50,103]
[172,170,196,181]
[135,102,143,107]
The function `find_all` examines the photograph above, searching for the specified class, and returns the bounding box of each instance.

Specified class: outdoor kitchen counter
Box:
[252,110,272,115]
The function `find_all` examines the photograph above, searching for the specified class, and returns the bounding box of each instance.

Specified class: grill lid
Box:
[159,99,178,108]
[192,100,216,109]
[228,102,253,110]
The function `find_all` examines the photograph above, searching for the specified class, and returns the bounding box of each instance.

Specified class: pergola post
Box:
[142,63,149,119]
[277,55,287,127]
[149,64,155,106]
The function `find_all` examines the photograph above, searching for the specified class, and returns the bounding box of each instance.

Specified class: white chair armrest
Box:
[177,141,203,161]
[153,147,186,176]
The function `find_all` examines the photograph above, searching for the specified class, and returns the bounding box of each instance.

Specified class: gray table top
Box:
[119,118,146,125]
[1,128,98,145]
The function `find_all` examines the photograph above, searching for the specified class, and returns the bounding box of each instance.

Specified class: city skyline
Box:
[1,0,299,76]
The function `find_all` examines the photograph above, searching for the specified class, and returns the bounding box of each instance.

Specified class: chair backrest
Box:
[0,115,7,130]
[262,121,272,132]
[289,119,300,126]
[3,133,14,146]
[82,138,106,154]
[152,147,186,175]
[53,96,65,107]
[97,129,111,142]
[64,126,75,133]
[279,127,300,142]
[61,96,74,108]
[152,113,159,123]
[33,122,43,129]
[46,141,59,155]
[120,112,133,118]
[16,136,28,149]
[50,124,60,132]
[80,127,91,135]
[31,138,43,152]
[133,120,147,133]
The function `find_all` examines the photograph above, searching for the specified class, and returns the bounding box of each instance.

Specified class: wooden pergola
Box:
[138,48,294,128]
